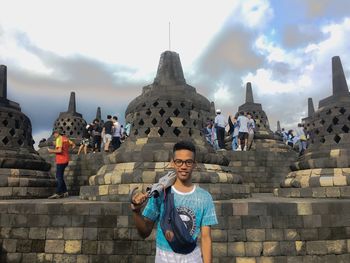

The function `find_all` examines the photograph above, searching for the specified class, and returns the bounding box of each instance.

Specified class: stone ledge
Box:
[274,186,350,198]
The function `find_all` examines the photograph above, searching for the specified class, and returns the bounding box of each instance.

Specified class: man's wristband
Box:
[132,208,142,214]
[131,204,142,214]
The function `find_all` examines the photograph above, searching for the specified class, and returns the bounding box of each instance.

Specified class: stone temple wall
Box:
[2,197,350,262]
[226,146,297,193]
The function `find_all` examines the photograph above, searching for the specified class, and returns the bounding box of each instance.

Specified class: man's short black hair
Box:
[107,115,112,119]
[52,128,63,135]
[113,116,118,121]
[173,140,196,157]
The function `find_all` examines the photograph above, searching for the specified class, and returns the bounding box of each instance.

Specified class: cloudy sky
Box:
[1,0,350,147]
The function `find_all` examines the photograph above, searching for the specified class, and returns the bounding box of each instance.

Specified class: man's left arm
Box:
[48,147,62,153]
[69,140,76,150]
[48,137,62,153]
[201,226,212,263]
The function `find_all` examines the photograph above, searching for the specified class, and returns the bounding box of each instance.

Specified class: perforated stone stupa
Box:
[0,65,55,198]
[237,82,275,139]
[277,56,350,198]
[224,82,297,192]
[38,91,87,149]
[52,91,87,142]
[80,51,250,201]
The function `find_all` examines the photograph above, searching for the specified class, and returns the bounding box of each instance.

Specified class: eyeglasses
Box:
[173,159,195,167]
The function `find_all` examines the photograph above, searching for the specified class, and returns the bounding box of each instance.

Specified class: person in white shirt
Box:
[214,109,228,150]
[295,123,307,156]
[236,111,249,151]
[112,116,122,151]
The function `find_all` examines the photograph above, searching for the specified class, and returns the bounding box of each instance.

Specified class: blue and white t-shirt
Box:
[142,185,218,254]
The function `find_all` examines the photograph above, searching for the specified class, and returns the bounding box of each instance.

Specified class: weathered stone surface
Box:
[278,56,350,198]
[0,65,54,199]
[2,196,350,261]
[80,51,250,201]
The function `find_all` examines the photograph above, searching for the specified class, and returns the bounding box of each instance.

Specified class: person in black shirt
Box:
[78,124,92,155]
[102,115,114,152]
[92,119,102,152]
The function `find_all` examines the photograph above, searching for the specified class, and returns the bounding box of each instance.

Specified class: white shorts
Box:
[103,134,112,143]
[155,246,202,263]
[81,138,90,146]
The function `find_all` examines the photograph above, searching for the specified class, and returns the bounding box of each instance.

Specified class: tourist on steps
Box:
[48,129,75,199]
[214,109,228,150]
[102,115,113,152]
[237,111,249,151]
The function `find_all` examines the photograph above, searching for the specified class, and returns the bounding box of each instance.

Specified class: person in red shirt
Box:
[48,129,75,199]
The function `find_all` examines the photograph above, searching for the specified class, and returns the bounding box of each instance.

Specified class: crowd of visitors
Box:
[203,110,256,152]
[204,109,310,155]
[77,115,131,155]
[281,123,309,156]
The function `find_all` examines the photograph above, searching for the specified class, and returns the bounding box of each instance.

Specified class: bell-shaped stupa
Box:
[80,51,250,201]
[39,92,87,149]
[277,56,350,198]
[0,65,55,198]
[237,82,275,139]
[53,91,87,141]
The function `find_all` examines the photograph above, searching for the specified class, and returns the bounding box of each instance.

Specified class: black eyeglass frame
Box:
[173,159,195,167]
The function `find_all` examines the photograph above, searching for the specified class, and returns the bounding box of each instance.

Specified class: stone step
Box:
[2,195,350,261]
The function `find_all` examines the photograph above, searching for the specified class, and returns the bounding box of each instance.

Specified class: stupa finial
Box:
[68,92,76,113]
[332,56,349,96]
[308,98,315,117]
[0,65,7,99]
[246,82,254,103]
[154,51,186,86]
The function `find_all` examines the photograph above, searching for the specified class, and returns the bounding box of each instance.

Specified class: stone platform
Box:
[80,162,251,201]
[277,168,350,198]
[224,139,297,193]
[0,169,55,199]
[2,194,350,262]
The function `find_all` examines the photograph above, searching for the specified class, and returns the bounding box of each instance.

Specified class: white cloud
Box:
[213,82,233,106]
[304,18,350,64]
[0,28,52,75]
[224,0,273,30]
[238,0,274,28]
[0,0,238,79]
[245,17,350,98]
[254,35,302,66]
[242,69,295,94]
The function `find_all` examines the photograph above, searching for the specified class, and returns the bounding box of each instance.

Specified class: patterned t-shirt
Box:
[142,185,218,253]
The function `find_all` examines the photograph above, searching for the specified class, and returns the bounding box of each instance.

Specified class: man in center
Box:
[131,140,218,263]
